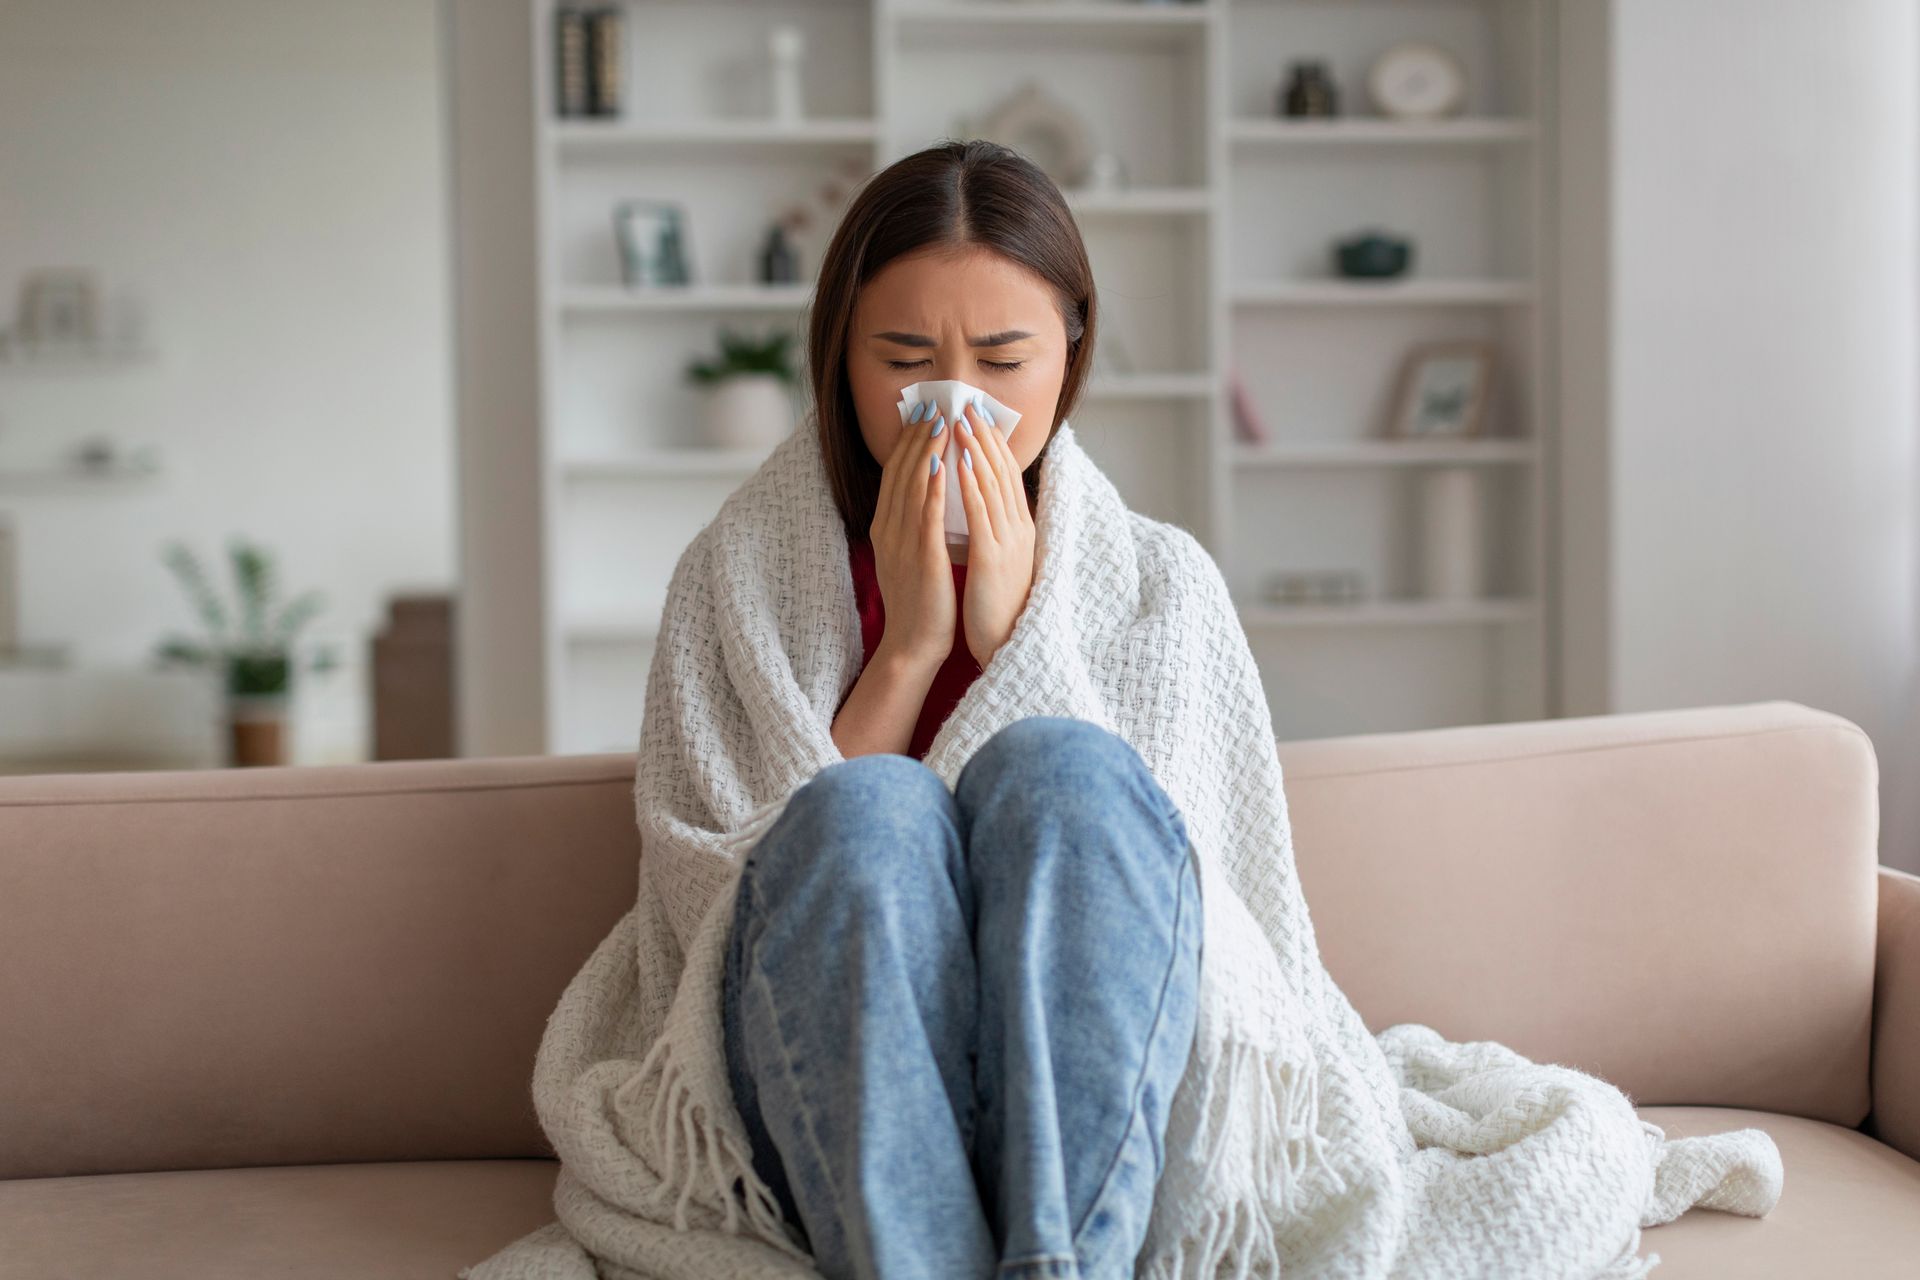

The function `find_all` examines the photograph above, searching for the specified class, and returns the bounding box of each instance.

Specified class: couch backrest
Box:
[0,699,1878,1178]
[0,752,641,1178]
[1276,698,1877,1127]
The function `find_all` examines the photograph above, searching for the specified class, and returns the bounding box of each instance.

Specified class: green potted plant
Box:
[152,537,340,767]
[686,325,799,449]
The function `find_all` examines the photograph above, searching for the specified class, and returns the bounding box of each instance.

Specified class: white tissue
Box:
[894,379,1024,543]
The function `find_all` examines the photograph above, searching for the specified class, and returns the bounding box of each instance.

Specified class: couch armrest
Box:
[1870,864,1920,1161]
[1281,699,1879,1124]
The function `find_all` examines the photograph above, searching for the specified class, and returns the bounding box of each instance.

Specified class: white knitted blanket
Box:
[460,416,1782,1280]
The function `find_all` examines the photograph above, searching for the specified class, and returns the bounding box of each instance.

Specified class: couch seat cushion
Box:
[4,1111,1918,1278]
[0,1158,558,1279]
[1635,1106,1920,1277]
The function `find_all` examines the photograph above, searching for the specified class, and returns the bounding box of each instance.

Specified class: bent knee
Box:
[993,713,1132,761]
[795,751,948,815]
[961,717,1187,863]
[963,715,1145,794]
[766,752,956,882]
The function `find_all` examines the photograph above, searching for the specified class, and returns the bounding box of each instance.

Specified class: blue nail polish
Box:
[981,400,996,427]
[931,453,940,475]
[962,446,973,470]
[931,414,945,436]
[909,400,926,423]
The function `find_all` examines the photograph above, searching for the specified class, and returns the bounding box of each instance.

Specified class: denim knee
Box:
[962,715,1145,789]
[758,751,960,895]
[959,716,1180,837]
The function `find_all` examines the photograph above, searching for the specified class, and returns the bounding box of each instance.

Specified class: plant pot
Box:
[227,693,291,767]
[700,373,794,450]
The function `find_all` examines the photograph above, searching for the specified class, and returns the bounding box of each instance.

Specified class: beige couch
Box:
[3,699,1917,1278]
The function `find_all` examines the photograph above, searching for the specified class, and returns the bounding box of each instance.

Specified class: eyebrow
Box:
[872,329,1037,349]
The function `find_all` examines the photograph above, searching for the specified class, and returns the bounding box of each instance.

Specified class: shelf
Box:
[0,342,158,369]
[1229,118,1536,148]
[898,0,1211,20]
[1233,439,1537,468]
[895,2,1213,43]
[564,618,661,646]
[1064,187,1214,218]
[561,446,777,479]
[1240,597,1537,628]
[1232,279,1535,307]
[1086,371,1214,400]
[549,117,879,158]
[0,460,163,493]
[559,284,813,313]
[556,387,1219,483]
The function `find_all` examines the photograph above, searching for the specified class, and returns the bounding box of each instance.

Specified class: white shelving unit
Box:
[528,0,1555,752]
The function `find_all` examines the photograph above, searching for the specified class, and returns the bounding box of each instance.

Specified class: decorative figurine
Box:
[1281,60,1340,118]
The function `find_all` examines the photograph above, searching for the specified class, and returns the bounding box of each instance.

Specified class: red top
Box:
[846,535,983,760]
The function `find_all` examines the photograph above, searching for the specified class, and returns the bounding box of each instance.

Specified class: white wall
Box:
[0,0,454,764]
[1563,0,1920,870]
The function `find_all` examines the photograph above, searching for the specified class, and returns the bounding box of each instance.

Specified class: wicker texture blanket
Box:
[461,417,1781,1280]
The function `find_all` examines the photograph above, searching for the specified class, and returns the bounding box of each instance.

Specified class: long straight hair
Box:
[806,139,1097,538]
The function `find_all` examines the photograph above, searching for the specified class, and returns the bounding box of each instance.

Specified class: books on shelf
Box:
[554,6,623,119]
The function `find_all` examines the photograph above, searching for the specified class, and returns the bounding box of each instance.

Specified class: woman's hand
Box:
[869,398,958,674]
[953,394,1037,668]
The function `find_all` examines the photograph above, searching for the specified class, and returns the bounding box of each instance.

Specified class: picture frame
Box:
[612,200,692,288]
[1386,340,1495,439]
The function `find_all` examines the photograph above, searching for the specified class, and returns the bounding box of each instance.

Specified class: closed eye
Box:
[888,359,1025,372]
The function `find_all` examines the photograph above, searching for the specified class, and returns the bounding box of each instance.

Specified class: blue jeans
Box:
[721,715,1203,1280]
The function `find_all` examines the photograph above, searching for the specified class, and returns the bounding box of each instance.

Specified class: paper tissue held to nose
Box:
[894,379,1024,544]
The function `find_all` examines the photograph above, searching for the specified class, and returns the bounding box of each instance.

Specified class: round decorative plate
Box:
[1368,42,1469,120]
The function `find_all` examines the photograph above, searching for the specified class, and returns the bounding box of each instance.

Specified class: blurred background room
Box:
[1,0,1915,869]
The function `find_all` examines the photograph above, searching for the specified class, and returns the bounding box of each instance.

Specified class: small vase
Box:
[227,693,291,767]
[1419,467,1486,600]
[1281,60,1339,118]
[701,373,793,450]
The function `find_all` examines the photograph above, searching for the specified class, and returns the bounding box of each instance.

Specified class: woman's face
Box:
[847,243,1068,477]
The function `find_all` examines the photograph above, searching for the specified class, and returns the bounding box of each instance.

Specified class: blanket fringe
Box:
[1595,1228,1661,1280]
[1141,1036,1345,1280]
[623,1009,812,1263]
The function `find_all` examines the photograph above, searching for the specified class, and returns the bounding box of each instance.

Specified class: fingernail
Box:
[931,453,940,475]
[959,415,972,435]
[962,446,973,470]
[932,413,945,435]
[980,400,996,427]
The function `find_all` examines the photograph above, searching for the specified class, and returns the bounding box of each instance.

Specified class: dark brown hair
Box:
[806,139,1097,538]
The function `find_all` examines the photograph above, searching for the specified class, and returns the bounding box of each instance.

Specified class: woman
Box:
[719,139,1203,1279]
[462,141,1782,1280]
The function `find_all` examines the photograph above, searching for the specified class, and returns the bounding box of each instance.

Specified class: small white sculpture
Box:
[769,25,805,124]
